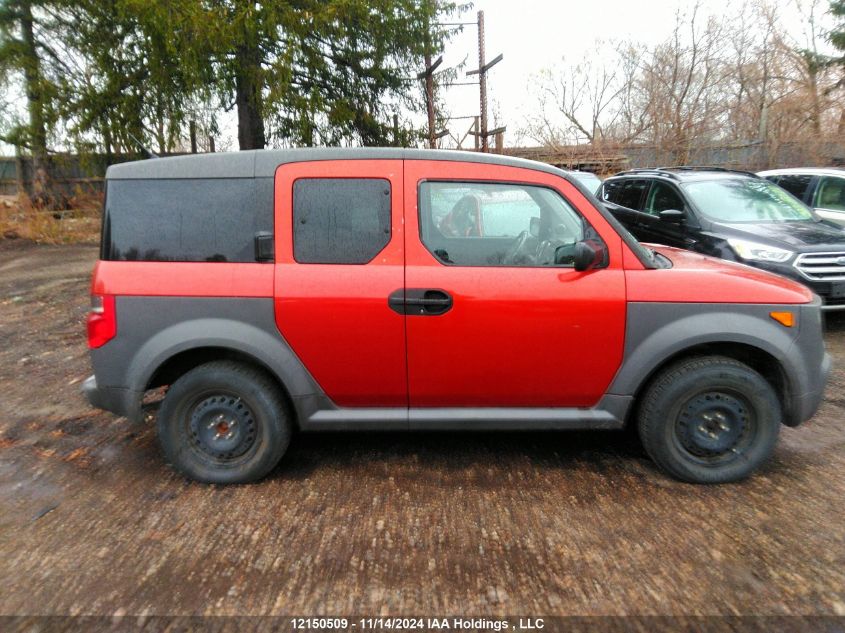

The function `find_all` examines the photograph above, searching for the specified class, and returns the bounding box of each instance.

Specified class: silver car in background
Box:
[569,170,602,195]
[759,168,845,226]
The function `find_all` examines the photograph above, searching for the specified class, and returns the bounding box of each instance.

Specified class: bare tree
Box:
[636,5,727,161]
[522,43,627,147]
[520,0,844,168]
[607,42,650,144]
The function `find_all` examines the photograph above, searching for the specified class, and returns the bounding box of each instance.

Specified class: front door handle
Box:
[388,289,453,316]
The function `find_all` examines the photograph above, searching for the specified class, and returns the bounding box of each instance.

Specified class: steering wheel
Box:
[503,230,537,266]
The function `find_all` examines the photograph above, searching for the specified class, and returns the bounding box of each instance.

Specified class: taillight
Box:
[87,294,116,349]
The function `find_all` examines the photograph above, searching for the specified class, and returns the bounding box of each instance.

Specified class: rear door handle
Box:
[388,289,453,316]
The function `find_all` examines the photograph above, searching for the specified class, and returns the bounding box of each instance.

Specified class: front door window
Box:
[815,177,845,211]
[644,181,685,216]
[419,181,597,268]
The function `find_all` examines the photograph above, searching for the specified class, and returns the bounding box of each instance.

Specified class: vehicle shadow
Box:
[825,311,845,332]
[131,400,650,485]
[276,427,648,483]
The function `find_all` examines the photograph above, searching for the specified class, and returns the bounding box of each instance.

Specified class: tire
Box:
[157,361,292,484]
[637,355,781,484]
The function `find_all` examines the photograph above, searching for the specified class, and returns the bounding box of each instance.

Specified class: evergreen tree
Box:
[831,0,845,55]
[56,0,466,152]
[199,0,465,149]
[0,0,60,202]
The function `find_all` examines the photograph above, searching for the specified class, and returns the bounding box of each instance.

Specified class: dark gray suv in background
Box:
[599,167,845,310]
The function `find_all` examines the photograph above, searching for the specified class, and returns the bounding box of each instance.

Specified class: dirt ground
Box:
[0,240,844,620]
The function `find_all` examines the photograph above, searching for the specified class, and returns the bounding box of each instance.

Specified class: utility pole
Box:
[419,53,444,149]
[189,120,198,154]
[466,11,503,153]
[477,11,488,152]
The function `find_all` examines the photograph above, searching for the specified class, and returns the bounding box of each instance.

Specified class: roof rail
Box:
[609,166,760,180]
[609,168,684,181]
[657,166,759,178]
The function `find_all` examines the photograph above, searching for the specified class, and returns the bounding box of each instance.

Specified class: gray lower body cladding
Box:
[84,296,829,429]
[301,394,632,431]
[87,296,329,423]
[610,300,830,427]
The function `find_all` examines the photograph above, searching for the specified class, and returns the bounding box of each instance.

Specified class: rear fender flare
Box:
[126,318,323,406]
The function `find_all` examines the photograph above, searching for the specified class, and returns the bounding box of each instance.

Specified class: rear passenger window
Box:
[293,178,391,264]
[602,179,649,210]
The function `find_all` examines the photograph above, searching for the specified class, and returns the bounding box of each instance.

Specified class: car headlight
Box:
[727,238,793,263]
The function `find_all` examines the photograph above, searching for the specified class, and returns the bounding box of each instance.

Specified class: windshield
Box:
[682,178,815,223]
[570,172,602,194]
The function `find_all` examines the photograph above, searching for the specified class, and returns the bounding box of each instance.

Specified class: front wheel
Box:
[637,356,781,484]
[157,361,292,484]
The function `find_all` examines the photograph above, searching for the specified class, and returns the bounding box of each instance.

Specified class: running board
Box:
[301,396,631,432]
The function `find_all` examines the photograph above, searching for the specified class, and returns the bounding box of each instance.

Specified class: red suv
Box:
[83,149,830,484]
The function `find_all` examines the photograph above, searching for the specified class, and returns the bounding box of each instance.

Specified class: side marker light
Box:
[769,311,795,328]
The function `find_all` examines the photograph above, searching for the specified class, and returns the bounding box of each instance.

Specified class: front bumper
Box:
[81,375,142,421]
[781,299,832,426]
[787,351,832,426]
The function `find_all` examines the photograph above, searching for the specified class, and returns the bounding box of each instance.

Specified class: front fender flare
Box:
[609,303,800,400]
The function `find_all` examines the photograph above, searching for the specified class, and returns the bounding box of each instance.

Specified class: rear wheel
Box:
[637,355,781,484]
[157,361,291,484]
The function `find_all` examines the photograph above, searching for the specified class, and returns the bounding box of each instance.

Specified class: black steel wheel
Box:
[187,392,259,463]
[157,361,291,484]
[638,356,781,484]
[675,390,756,464]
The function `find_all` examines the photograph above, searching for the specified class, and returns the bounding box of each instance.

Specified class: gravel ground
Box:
[0,240,843,621]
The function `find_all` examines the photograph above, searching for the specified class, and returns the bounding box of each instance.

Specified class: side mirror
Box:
[560,240,607,271]
[529,216,541,238]
[659,209,685,223]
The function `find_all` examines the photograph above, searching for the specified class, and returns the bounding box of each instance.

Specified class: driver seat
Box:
[439,194,482,237]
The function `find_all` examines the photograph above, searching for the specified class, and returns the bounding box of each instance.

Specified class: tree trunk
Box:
[235,44,266,150]
[102,126,113,165]
[14,147,26,197]
[20,1,50,205]
[190,120,197,153]
[154,96,166,155]
[809,68,822,137]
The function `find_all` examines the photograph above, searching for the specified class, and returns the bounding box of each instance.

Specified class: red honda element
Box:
[83,149,830,484]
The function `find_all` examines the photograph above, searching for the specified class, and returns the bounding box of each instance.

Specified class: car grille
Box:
[794,252,845,281]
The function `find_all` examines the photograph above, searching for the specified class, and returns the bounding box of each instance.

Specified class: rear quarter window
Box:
[102,178,272,262]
